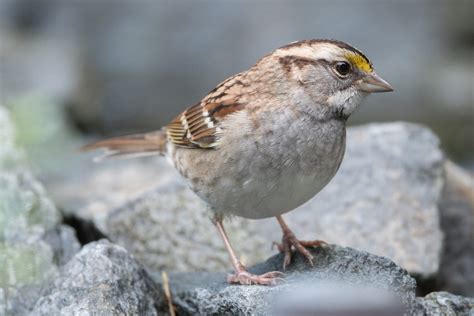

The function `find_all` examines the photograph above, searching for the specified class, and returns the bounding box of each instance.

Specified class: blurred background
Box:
[0,0,473,172]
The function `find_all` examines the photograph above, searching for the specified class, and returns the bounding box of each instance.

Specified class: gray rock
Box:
[0,104,24,172]
[4,97,86,181]
[62,122,444,278]
[31,240,418,316]
[13,237,474,316]
[42,225,81,267]
[153,244,417,315]
[0,106,59,315]
[0,105,80,315]
[32,240,161,316]
[438,161,474,297]
[413,291,474,316]
[48,157,178,233]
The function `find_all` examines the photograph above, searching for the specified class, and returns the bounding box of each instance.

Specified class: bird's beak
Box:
[358,72,393,93]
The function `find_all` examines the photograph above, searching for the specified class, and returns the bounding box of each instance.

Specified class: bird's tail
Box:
[81,130,167,161]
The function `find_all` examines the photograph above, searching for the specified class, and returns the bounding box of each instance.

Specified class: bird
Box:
[83,39,393,286]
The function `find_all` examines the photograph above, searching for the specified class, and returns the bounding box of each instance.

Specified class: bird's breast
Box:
[169,109,346,219]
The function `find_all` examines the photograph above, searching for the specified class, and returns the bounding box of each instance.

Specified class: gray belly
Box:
[169,113,346,219]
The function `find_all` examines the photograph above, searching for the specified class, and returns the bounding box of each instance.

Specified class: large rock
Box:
[32,240,161,315]
[48,157,178,233]
[56,122,444,279]
[414,291,474,315]
[0,105,80,315]
[438,161,474,297]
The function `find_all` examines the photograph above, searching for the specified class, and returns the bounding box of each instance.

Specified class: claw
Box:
[274,234,326,269]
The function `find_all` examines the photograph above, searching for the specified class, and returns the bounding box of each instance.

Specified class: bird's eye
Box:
[334,61,351,77]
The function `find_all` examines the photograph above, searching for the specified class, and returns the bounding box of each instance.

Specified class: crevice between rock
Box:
[62,214,108,245]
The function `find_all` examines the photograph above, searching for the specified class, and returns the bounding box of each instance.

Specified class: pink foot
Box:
[273,231,327,270]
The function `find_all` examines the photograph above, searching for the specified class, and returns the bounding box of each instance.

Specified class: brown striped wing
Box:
[166,73,247,149]
[167,103,219,148]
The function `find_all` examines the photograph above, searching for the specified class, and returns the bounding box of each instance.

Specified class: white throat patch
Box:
[327,88,365,116]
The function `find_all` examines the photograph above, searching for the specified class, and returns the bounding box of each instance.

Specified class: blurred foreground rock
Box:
[0,106,80,315]
[54,123,446,277]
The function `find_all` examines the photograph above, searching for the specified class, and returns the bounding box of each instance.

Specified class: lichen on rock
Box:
[0,105,80,315]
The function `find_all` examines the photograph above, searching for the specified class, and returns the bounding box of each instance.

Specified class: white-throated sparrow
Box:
[84,39,393,285]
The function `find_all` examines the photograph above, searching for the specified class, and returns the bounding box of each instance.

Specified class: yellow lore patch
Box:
[344,52,373,73]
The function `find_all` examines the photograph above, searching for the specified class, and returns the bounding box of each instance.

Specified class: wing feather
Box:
[166,72,248,148]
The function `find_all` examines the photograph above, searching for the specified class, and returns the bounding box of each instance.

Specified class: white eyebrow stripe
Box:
[274,43,348,63]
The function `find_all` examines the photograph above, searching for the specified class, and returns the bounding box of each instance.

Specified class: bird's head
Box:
[268,39,393,119]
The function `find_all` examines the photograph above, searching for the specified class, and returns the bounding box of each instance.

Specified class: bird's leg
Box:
[274,215,327,270]
[213,219,284,286]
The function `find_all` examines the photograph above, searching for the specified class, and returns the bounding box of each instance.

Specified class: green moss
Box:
[0,173,60,241]
[5,95,85,177]
[0,105,61,308]
[6,95,77,147]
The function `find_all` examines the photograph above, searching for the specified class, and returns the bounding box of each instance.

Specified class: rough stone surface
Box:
[32,240,161,315]
[153,244,417,315]
[0,105,80,315]
[29,241,420,316]
[58,122,444,278]
[438,161,474,297]
[21,235,474,316]
[42,224,81,267]
[413,291,474,315]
